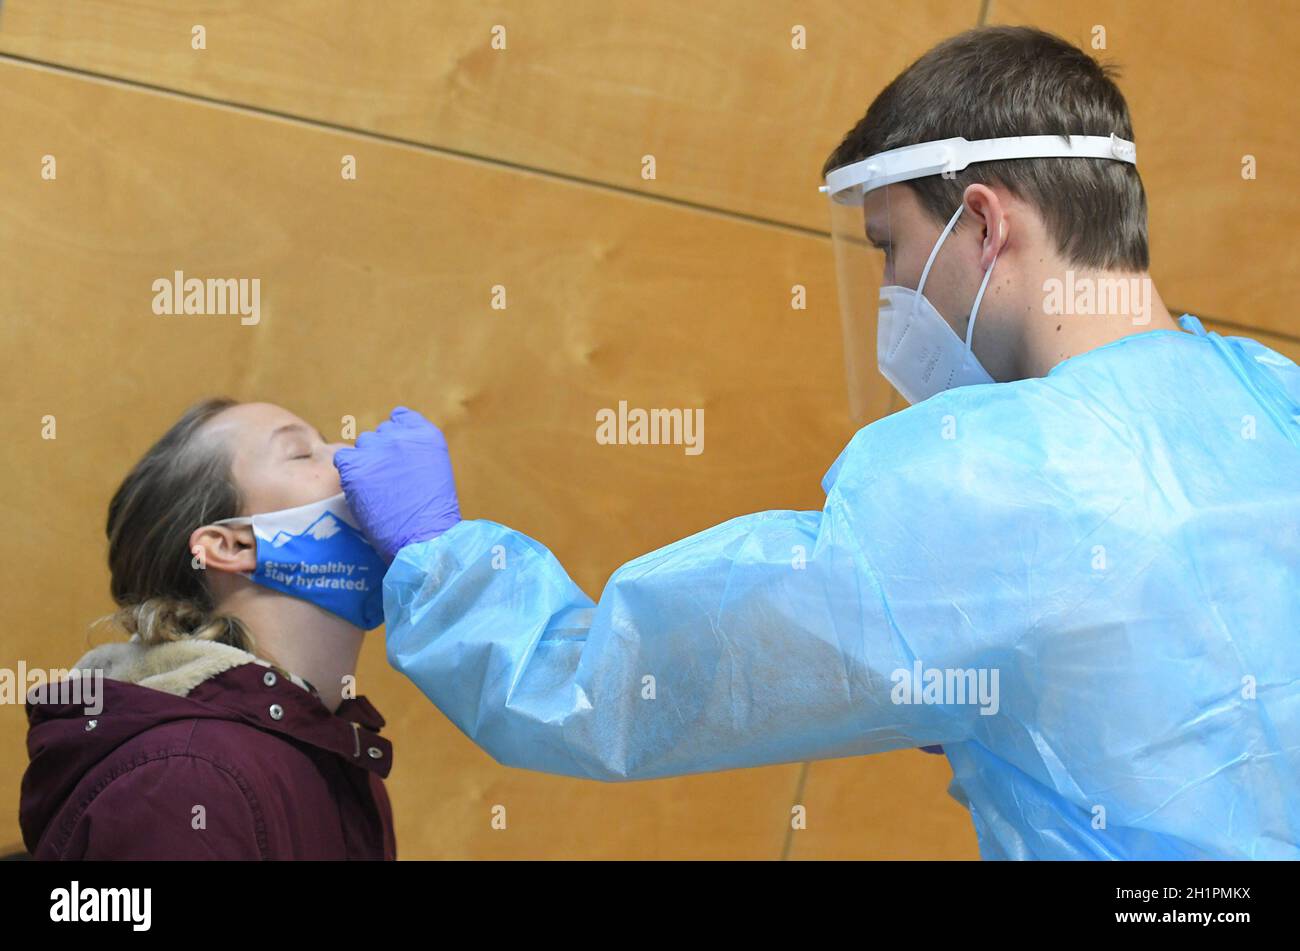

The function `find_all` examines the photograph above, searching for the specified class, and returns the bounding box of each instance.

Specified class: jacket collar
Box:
[187,663,393,778]
[65,637,392,778]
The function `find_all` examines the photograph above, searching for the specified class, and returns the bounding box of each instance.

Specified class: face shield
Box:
[822,134,1138,425]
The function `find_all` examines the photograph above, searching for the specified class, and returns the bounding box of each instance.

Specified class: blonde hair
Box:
[110,596,254,651]
[105,398,256,652]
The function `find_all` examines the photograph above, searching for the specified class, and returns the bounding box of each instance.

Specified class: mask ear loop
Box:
[206,515,258,580]
[914,203,966,301]
[966,250,999,352]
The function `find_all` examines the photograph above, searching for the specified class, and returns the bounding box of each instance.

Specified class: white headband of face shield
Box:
[823,133,1137,405]
[819,133,1137,202]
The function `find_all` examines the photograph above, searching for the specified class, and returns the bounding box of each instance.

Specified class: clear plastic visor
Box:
[828,185,909,426]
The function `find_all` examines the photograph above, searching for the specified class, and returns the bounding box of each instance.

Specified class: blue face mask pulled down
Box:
[213,493,387,630]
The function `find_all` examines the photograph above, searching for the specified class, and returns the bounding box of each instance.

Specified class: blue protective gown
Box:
[384,315,1300,859]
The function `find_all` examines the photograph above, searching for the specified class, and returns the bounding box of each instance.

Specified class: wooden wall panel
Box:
[990,0,1300,341]
[0,0,981,232]
[0,59,989,859]
[790,753,980,860]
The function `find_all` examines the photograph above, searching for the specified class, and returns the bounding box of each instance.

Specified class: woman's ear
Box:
[189,524,257,575]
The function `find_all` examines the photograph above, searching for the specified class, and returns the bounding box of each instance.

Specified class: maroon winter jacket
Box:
[19,637,396,860]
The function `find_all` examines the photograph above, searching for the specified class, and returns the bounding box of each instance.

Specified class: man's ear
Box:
[189,524,257,575]
[962,183,1008,270]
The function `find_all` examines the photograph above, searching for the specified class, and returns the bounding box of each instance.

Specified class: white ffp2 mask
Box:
[877,203,998,404]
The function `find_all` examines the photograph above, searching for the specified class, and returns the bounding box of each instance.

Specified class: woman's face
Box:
[200,402,349,515]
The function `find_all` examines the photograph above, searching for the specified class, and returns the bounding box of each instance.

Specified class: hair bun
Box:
[112,597,252,651]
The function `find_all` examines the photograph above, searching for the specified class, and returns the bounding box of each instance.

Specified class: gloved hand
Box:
[334,406,461,562]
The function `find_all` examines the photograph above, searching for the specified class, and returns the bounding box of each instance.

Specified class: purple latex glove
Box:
[334,406,461,562]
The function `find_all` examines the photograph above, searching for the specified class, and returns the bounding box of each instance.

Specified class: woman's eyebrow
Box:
[269,422,313,444]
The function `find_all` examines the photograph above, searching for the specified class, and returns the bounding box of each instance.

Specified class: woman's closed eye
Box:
[273,423,329,461]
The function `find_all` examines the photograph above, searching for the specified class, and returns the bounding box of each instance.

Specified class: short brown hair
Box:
[822,26,1148,270]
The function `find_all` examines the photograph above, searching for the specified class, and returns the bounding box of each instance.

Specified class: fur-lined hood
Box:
[68,635,316,699]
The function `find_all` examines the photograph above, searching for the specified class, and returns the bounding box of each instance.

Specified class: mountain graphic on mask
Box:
[267,511,344,548]
[265,511,364,550]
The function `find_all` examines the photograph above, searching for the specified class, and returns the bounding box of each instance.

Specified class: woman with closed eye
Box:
[20,398,396,860]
